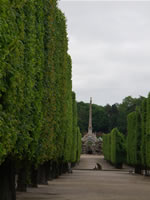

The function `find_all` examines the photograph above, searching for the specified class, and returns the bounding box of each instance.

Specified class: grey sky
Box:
[58,1,150,106]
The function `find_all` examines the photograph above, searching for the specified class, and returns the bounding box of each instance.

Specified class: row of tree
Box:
[127,94,150,174]
[77,96,145,135]
[103,128,125,168]
[0,1,81,200]
[103,93,150,174]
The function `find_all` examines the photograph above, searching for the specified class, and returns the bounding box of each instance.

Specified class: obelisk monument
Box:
[82,97,101,154]
[88,97,92,134]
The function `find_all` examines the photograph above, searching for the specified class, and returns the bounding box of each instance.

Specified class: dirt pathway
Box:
[17,155,150,200]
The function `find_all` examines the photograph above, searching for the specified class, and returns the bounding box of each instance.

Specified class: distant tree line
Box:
[0,1,81,200]
[77,96,145,135]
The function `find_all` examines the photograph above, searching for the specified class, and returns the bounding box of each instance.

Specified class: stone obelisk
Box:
[88,97,92,134]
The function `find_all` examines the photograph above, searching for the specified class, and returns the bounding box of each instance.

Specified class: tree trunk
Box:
[58,162,63,176]
[29,166,38,188]
[17,160,29,192]
[55,162,59,178]
[0,158,16,200]
[135,165,142,174]
[38,162,49,185]
[51,161,58,178]
[62,162,68,173]
[48,161,53,181]
[71,162,76,168]
[115,163,123,169]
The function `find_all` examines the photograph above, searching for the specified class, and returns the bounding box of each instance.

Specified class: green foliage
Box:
[103,133,111,161]
[77,102,109,134]
[77,102,89,134]
[92,104,109,133]
[103,128,125,167]
[127,107,142,168]
[111,128,125,166]
[37,0,57,163]
[140,98,147,167]
[76,127,82,162]
[0,0,26,163]
[19,0,37,159]
[104,104,118,132]
[0,0,81,167]
[117,96,144,134]
[126,94,150,171]
[63,57,73,162]
[70,92,77,163]
[54,10,71,161]
[127,112,136,165]
[77,96,145,136]
[135,107,142,166]
[146,93,150,167]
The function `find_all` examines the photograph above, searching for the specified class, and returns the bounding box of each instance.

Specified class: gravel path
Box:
[74,154,116,170]
[17,155,150,200]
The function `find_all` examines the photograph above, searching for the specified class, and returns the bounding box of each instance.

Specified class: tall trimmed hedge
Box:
[103,133,111,161]
[127,112,137,166]
[76,127,82,162]
[141,98,147,168]
[0,1,81,199]
[102,93,150,174]
[0,0,28,164]
[126,94,150,174]
[146,93,150,168]
[127,108,142,173]
[70,92,78,163]
[103,128,125,168]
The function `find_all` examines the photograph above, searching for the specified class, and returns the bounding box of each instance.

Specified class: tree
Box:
[146,93,150,168]
[77,102,89,134]
[141,98,147,171]
[77,102,109,135]
[0,1,81,199]
[127,108,142,173]
[103,128,125,168]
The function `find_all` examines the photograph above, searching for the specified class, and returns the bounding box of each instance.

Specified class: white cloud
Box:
[59,1,150,105]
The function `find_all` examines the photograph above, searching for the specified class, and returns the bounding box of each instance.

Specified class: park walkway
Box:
[17,155,150,200]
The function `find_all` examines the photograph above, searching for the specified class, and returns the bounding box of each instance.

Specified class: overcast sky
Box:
[58,1,150,106]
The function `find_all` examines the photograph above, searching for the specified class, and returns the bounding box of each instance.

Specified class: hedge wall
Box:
[103,128,125,168]
[0,1,82,199]
[126,94,150,174]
